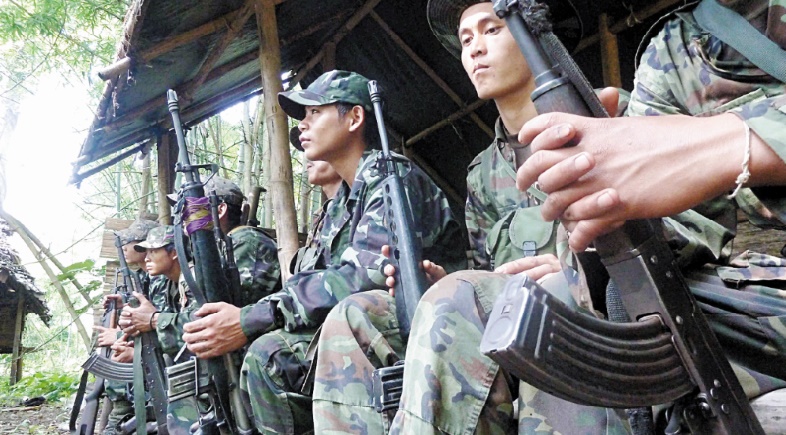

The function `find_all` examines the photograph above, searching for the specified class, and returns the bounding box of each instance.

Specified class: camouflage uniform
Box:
[135,226,200,434]
[103,219,159,435]
[390,1,786,434]
[237,70,465,435]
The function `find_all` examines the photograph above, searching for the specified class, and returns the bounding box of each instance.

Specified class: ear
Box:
[217,202,228,219]
[347,105,366,133]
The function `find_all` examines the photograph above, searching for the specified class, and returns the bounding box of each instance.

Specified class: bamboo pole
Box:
[156,132,175,224]
[10,293,25,384]
[255,0,299,279]
[0,210,91,350]
[599,14,622,88]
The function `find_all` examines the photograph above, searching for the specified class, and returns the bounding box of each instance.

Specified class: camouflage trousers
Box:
[167,395,200,435]
[240,327,316,435]
[103,381,132,435]
[312,290,406,433]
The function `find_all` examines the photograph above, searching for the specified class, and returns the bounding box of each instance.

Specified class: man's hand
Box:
[95,326,121,347]
[182,303,248,358]
[493,254,561,281]
[381,245,446,297]
[515,109,757,251]
[103,293,124,310]
[119,292,157,336]
[111,333,134,363]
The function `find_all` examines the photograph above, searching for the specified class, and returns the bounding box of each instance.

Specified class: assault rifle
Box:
[166,89,253,435]
[479,2,763,433]
[367,81,429,412]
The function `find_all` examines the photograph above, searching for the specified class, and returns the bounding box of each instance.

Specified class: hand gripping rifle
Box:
[367,81,430,412]
[478,2,764,433]
[166,89,253,435]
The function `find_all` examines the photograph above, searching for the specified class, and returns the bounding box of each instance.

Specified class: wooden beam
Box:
[574,0,682,54]
[599,14,622,88]
[182,1,255,104]
[290,0,381,87]
[369,11,494,140]
[256,0,299,280]
[406,99,488,147]
[9,293,25,385]
[156,132,175,224]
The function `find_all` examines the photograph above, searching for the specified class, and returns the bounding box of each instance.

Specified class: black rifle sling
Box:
[134,339,147,435]
[693,0,786,83]
[70,369,91,432]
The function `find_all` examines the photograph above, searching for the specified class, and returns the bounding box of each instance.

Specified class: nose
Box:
[298,119,307,132]
[469,34,485,58]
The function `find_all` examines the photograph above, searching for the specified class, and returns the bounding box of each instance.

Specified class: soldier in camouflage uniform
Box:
[120,225,200,434]
[515,0,786,429]
[97,219,160,435]
[180,69,464,435]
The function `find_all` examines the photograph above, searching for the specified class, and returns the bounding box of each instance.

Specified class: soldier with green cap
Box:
[179,69,465,434]
[119,225,200,434]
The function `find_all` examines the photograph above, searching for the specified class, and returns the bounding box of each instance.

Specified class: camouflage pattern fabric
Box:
[278,70,375,121]
[239,148,463,433]
[102,399,133,435]
[240,328,317,435]
[227,226,281,307]
[621,1,786,399]
[238,149,464,340]
[205,176,245,206]
[117,219,160,245]
[312,290,405,433]
[154,276,197,357]
[134,225,175,252]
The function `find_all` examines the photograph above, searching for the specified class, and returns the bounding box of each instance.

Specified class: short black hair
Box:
[336,102,380,150]
[225,202,243,228]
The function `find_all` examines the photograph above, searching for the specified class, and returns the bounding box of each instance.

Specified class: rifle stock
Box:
[481,2,764,433]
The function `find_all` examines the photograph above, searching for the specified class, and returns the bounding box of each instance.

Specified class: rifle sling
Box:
[693,0,786,83]
[134,337,147,435]
[70,369,91,432]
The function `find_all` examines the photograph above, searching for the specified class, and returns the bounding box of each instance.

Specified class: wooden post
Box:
[323,41,336,71]
[255,0,299,280]
[157,132,177,224]
[10,292,25,385]
[599,13,623,88]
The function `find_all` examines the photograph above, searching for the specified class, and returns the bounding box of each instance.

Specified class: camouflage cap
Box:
[134,225,175,251]
[427,0,583,59]
[205,176,245,206]
[278,70,374,120]
[117,219,161,245]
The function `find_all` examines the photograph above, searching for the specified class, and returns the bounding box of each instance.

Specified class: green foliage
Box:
[0,370,79,406]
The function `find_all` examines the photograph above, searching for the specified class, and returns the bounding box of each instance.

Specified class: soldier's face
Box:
[459,3,532,100]
[297,104,353,162]
[144,247,177,276]
[123,241,146,265]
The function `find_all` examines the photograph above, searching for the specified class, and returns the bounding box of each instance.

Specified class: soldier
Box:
[311,2,627,433]
[180,69,465,434]
[119,225,200,434]
[96,219,159,435]
[516,0,786,428]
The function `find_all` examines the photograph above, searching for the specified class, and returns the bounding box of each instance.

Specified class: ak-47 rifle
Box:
[165,89,253,435]
[71,274,119,435]
[479,2,763,434]
[366,81,430,412]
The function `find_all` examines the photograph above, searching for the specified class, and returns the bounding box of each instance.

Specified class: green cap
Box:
[205,176,246,206]
[427,0,583,59]
[134,226,175,251]
[117,219,160,245]
[278,70,374,120]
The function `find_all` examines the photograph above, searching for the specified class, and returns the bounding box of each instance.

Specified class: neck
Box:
[322,181,341,198]
[164,264,181,282]
[494,80,538,135]
[331,140,367,184]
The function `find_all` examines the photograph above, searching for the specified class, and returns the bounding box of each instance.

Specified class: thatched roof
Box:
[0,219,50,326]
[73,0,682,204]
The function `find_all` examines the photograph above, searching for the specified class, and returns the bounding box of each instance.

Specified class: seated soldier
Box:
[180,70,465,434]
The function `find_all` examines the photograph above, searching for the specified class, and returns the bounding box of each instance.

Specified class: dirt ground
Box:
[0,403,71,434]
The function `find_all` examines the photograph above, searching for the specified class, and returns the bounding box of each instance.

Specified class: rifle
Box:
[113,232,171,435]
[70,274,118,435]
[367,81,429,412]
[166,89,253,435]
[479,2,763,433]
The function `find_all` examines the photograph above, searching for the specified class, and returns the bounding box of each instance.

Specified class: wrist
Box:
[149,311,160,331]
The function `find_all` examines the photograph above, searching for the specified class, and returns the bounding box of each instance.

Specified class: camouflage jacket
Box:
[153,274,197,356]
[629,2,786,268]
[239,149,465,339]
[465,119,548,270]
[227,226,282,307]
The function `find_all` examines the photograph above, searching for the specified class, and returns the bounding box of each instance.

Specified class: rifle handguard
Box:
[480,273,695,408]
